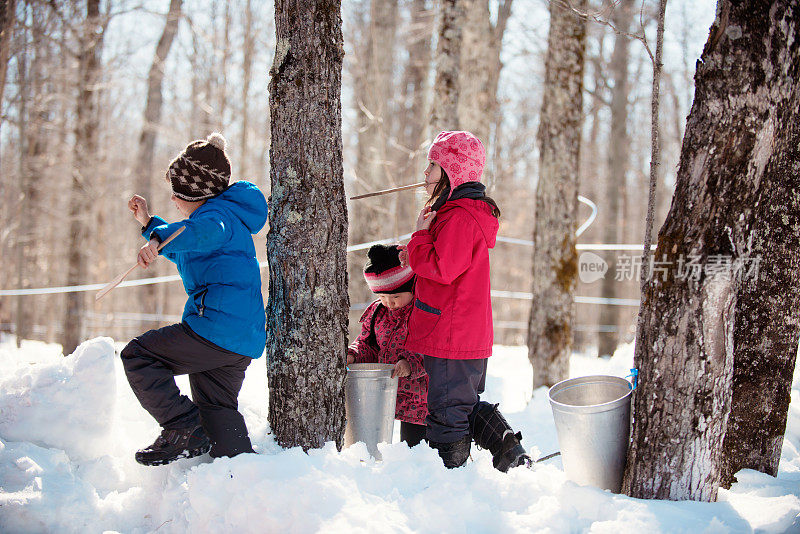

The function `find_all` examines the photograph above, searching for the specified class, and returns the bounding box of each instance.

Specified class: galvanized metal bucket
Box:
[344,363,398,459]
[548,375,633,493]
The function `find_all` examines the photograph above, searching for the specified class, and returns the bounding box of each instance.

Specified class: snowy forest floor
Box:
[0,334,798,533]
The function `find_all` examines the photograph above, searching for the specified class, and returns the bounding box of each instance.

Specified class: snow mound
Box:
[0,337,117,460]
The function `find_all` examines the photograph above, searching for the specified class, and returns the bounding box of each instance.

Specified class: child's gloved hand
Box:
[129,195,151,227]
[415,207,436,232]
[346,353,355,365]
[392,359,411,378]
[137,239,160,269]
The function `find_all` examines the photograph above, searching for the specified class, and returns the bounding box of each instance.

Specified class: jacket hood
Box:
[210,181,268,234]
[438,198,498,249]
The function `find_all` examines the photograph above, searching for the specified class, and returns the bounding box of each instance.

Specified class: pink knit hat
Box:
[427,131,486,197]
[363,244,415,294]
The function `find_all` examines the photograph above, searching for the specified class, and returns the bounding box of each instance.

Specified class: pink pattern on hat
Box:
[427,131,486,198]
[364,265,415,293]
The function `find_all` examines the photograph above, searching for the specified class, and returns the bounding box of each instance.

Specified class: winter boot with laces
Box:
[135,425,211,466]
[470,401,532,472]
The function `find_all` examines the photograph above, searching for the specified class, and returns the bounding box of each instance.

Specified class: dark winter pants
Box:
[423,355,488,443]
[400,421,426,448]
[120,323,254,458]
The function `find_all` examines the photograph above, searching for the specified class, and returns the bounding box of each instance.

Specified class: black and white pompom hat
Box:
[166,133,232,201]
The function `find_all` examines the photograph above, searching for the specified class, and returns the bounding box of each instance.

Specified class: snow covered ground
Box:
[1,334,798,533]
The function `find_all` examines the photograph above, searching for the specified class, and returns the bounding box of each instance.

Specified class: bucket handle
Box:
[625,368,639,390]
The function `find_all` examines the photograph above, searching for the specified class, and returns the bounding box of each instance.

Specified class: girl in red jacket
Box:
[348,244,428,447]
[403,130,530,471]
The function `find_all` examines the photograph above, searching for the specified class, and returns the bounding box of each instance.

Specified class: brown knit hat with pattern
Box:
[166,133,231,200]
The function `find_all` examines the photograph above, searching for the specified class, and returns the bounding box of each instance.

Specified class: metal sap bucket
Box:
[344,363,398,458]
[548,375,633,493]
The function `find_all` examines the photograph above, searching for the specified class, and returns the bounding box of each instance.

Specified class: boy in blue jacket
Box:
[121,133,267,466]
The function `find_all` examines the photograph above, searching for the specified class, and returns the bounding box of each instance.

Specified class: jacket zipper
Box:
[196,288,208,317]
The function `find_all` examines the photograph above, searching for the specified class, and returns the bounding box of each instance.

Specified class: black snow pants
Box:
[120,322,254,458]
[423,355,488,443]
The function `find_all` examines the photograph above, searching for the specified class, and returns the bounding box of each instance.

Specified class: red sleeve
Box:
[347,301,380,363]
[407,210,477,284]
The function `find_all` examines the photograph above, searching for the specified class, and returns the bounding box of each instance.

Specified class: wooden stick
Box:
[349,181,426,200]
[95,226,186,302]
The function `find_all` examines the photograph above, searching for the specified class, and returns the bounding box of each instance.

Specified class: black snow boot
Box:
[135,425,211,466]
[428,435,472,469]
[493,431,531,473]
[470,401,531,472]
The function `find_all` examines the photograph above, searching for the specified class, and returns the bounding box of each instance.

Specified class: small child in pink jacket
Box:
[347,244,428,447]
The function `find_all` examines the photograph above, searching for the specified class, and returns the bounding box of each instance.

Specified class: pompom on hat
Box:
[166,132,231,201]
[364,244,415,294]
[427,131,486,197]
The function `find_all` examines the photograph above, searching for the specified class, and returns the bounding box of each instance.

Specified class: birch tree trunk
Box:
[63,0,104,356]
[597,0,634,357]
[134,0,182,329]
[266,0,348,450]
[527,0,586,389]
[430,0,464,133]
[623,0,800,500]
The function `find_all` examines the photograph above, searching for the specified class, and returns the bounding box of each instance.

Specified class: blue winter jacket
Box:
[142,181,268,358]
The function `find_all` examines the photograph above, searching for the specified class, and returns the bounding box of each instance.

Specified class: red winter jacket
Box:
[404,198,499,359]
[348,300,428,425]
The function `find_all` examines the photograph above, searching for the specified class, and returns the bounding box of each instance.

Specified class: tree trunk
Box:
[188,27,201,138]
[134,0,182,330]
[349,0,399,312]
[240,0,254,179]
[623,0,800,501]
[719,1,800,489]
[482,0,512,190]
[63,0,104,356]
[400,0,432,157]
[218,0,231,125]
[267,0,348,450]
[527,0,587,389]
[355,0,396,193]
[576,36,606,351]
[597,0,634,358]
[14,18,28,347]
[392,0,432,236]
[199,0,219,135]
[0,0,16,125]
[430,0,464,134]
[458,0,512,188]
[457,0,492,145]
[15,3,51,346]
